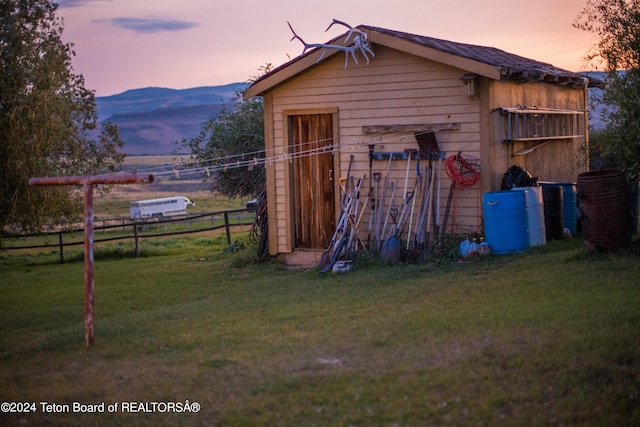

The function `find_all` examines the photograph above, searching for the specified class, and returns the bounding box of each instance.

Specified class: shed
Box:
[244,25,598,267]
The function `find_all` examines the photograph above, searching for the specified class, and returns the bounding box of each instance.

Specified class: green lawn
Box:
[0,235,638,426]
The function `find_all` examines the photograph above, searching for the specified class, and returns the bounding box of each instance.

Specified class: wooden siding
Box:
[486,80,588,190]
[265,45,484,254]
[257,45,590,259]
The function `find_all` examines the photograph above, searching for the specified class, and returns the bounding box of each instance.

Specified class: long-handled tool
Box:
[406,182,418,249]
[439,181,455,247]
[366,146,375,247]
[320,195,353,273]
[424,155,436,255]
[407,153,424,249]
[434,152,443,242]
[392,149,416,240]
[346,176,363,254]
[375,155,393,250]
[381,181,397,243]
[414,132,441,251]
[324,174,365,272]
[368,172,381,247]
[319,154,354,272]
[414,162,430,248]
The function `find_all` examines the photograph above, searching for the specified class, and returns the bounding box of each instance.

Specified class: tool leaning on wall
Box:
[319,131,481,271]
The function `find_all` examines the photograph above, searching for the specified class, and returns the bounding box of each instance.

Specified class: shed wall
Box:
[262,48,590,260]
[264,45,485,255]
[486,80,589,190]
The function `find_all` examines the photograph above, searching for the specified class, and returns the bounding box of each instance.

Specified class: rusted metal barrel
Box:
[577,169,630,252]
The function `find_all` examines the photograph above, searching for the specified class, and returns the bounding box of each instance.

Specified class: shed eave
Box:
[243,44,343,100]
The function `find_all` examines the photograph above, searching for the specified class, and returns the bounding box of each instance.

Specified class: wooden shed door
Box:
[290,114,336,249]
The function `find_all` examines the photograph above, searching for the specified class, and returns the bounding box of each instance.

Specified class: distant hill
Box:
[96,83,245,155]
[583,70,632,130]
[584,71,607,130]
[98,78,605,156]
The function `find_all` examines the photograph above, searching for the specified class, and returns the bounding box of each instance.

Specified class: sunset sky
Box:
[57,0,598,96]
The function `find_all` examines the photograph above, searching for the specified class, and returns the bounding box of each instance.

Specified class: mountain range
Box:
[98,74,606,156]
[95,83,245,155]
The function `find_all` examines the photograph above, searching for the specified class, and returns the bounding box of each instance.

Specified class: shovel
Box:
[414,131,439,154]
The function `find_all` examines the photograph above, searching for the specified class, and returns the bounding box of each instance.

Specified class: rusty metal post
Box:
[83,181,95,347]
[29,173,154,349]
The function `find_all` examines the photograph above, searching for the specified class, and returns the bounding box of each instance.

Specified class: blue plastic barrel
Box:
[512,186,546,247]
[559,183,578,235]
[482,191,529,254]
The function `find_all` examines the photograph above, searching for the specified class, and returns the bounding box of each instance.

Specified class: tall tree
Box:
[575,0,640,182]
[181,91,264,198]
[180,66,271,199]
[0,0,125,233]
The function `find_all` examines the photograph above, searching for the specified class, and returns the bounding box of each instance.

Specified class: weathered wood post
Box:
[133,221,141,258]
[223,211,231,244]
[29,173,154,349]
[58,232,64,263]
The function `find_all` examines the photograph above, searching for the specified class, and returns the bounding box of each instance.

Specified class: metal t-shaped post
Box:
[29,173,155,349]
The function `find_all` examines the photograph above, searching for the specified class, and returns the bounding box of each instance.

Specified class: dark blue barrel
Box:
[482,191,529,254]
[541,182,577,236]
[542,185,565,240]
[559,183,578,235]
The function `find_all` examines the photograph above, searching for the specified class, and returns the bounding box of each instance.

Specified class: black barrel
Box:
[577,169,630,252]
[542,185,564,240]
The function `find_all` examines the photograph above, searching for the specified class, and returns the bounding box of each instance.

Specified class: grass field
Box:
[0,234,639,426]
[90,155,250,218]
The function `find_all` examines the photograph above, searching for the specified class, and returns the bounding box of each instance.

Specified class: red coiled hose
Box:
[444,153,480,188]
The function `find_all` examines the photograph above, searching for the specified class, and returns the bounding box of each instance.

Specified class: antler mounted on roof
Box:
[288,19,375,68]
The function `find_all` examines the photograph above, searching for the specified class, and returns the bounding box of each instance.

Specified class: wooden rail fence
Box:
[1,208,255,263]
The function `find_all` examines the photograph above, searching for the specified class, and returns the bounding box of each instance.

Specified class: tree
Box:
[575,0,640,182]
[180,67,269,199]
[0,0,126,233]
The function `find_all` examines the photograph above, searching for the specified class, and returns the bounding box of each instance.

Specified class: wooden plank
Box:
[507,135,584,143]
[362,123,461,133]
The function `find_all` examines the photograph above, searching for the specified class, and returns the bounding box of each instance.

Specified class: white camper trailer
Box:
[129,196,195,219]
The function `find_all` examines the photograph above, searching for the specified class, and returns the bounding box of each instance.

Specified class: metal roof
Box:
[368,26,596,87]
[244,25,599,99]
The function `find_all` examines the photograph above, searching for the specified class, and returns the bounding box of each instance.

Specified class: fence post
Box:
[58,232,64,263]
[134,222,140,257]
[224,211,231,244]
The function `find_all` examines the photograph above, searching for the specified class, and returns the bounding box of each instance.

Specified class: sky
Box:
[56,0,599,97]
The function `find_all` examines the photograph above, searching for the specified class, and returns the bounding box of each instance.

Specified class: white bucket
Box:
[511,186,546,247]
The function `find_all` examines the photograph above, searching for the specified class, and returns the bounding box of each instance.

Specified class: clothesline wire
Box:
[125,129,460,179]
